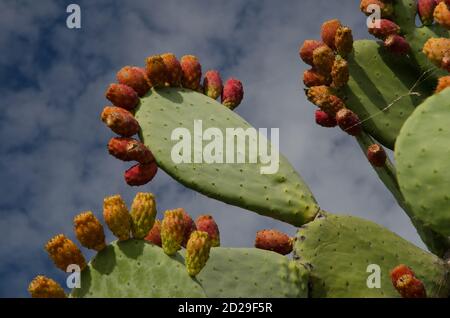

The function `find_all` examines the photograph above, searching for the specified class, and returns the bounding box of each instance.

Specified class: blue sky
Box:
[0,0,427,297]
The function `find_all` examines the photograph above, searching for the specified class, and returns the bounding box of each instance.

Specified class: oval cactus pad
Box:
[396,89,450,238]
[134,87,319,226]
[339,40,428,149]
[71,240,206,298]
[294,214,449,298]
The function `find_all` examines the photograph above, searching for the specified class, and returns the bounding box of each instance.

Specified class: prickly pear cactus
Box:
[29,1,450,299]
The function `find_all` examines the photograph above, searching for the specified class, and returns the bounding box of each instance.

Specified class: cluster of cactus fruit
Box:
[29,0,450,298]
[102,53,243,186]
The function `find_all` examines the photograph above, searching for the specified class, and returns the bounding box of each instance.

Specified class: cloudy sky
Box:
[0,0,426,297]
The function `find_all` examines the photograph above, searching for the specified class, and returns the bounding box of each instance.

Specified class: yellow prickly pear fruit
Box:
[335,26,353,57]
[103,195,131,241]
[45,234,86,271]
[331,57,349,88]
[161,208,186,256]
[28,276,66,298]
[186,231,212,277]
[130,192,157,239]
[73,211,106,251]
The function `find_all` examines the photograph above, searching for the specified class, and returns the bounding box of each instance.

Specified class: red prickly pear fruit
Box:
[335,26,353,57]
[321,19,342,50]
[117,66,150,97]
[331,58,349,88]
[124,162,158,186]
[442,54,450,71]
[105,83,139,111]
[145,219,162,246]
[418,0,438,25]
[108,137,155,164]
[203,70,223,100]
[384,35,410,55]
[336,108,362,136]
[299,40,324,66]
[303,68,331,87]
[360,0,394,17]
[180,209,197,248]
[195,215,220,247]
[161,53,183,87]
[145,55,168,88]
[435,1,450,29]
[254,229,293,255]
[313,45,335,75]
[367,144,387,167]
[180,55,202,90]
[221,78,244,110]
[436,75,450,93]
[390,265,427,298]
[368,19,400,39]
[101,106,140,137]
[390,264,415,285]
[315,110,337,128]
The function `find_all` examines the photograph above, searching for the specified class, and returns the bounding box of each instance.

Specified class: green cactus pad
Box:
[395,89,450,238]
[339,40,429,149]
[294,214,449,298]
[193,248,309,298]
[71,240,206,298]
[394,0,450,83]
[134,88,319,226]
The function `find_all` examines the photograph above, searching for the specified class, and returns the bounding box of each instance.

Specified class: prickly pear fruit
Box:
[73,211,106,251]
[186,231,212,277]
[313,45,335,74]
[336,108,362,136]
[28,276,66,298]
[368,19,400,39]
[45,234,86,271]
[105,83,139,111]
[331,57,349,88]
[180,55,202,90]
[436,75,450,93]
[335,26,353,57]
[367,144,387,167]
[254,229,293,255]
[145,55,168,88]
[108,137,154,164]
[195,215,220,247]
[117,66,150,97]
[181,209,197,248]
[203,70,223,100]
[124,162,158,186]
[315,110,337,128]
[360,0,394,17]
[321,19,341,50]
[300,40,324,65]
[390,265,427,298]
[307,86,345,116]
[145,219,162,246]
[221,78,244,110]
[423,38,450,68]
[418,0,438,25]
[161,53,182,87]
[130,192,157,240]
[103,195,131,241]
[101,106,140,137]
[161,208,186,256]
[385,35,410,55]
[435,1,450,29]
[303,68,331,87]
